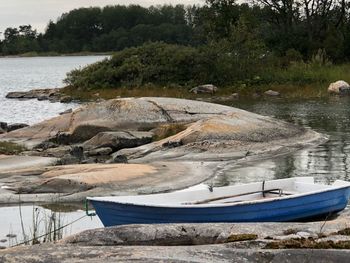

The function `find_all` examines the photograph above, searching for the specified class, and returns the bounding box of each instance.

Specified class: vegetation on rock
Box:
[0,142,26,155]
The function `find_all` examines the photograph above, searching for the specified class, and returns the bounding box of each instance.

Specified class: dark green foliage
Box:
[65,37,267,89]
[1,25,40,55]
[65,42,200,88]
[0,5,196,55]
[1,1,350,63]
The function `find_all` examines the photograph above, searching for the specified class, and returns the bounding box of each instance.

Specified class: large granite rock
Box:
[0,97,241,148]
[328,80,350,95]
[0,98,325,203]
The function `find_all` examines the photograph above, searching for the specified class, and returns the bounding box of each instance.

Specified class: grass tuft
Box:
[0,141,26,155]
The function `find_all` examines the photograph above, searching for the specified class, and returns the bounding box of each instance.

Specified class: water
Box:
[0,56,107,125]
[0,204,102,247]
[212,97,350,187]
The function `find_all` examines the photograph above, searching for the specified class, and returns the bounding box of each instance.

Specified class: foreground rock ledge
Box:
[0,97,326,203]
[2,212,350,262]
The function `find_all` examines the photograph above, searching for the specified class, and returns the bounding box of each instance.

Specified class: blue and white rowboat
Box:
[87,177,350,227]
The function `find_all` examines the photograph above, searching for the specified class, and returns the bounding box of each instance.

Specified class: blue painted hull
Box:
[90,187,350,227]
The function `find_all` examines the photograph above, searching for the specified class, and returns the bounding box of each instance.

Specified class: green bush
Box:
[65,42,202,89]
[65,38,268,90]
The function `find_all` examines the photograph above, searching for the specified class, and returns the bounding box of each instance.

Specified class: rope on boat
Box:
[10,214,89,248]
[85,199,97,217]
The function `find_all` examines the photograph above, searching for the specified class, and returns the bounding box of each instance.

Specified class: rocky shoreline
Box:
[5,88,73,103]
[1,96,346,261]
[2,211,350,262]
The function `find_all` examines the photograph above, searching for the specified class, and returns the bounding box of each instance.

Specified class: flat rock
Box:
[6,88,62,102]
[0,156,57,172]
[0,161,214,202]
[2,245,350,263]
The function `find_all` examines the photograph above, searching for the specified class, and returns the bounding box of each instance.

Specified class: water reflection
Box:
[213,97,350,186]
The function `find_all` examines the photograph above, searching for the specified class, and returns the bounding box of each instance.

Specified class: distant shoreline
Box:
[0,51,112,58]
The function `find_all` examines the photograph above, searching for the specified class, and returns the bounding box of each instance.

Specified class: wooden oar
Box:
[188,188,292,205]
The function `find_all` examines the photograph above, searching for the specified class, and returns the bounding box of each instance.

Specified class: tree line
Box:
[1,0,350,63]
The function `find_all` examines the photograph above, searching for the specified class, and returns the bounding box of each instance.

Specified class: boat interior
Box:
[89,177,350,207]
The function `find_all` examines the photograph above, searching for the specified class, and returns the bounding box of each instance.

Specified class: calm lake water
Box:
[1,57,350,246]
[214,97,350,187]
[0,56,107,125]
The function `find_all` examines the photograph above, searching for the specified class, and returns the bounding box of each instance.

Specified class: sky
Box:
[0,0,203,35]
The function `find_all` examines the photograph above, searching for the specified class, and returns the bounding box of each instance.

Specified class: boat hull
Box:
[90,187,350,227]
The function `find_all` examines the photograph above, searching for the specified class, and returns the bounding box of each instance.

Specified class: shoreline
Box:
[4,82,335,106]
[0,52,112,59]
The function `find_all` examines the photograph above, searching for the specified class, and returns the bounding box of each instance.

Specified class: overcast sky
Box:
[0,0,203,35]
